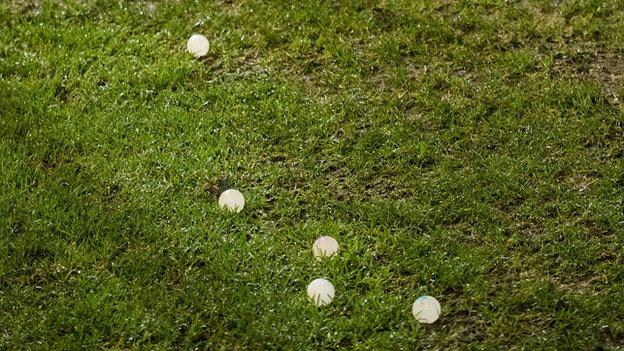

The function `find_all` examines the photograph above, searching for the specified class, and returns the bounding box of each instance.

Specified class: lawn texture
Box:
[1,0,623,349]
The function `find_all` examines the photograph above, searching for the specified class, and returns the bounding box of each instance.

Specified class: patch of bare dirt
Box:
[550,45,624,105]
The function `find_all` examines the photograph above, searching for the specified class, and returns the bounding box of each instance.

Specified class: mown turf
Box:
[1,0,623,349]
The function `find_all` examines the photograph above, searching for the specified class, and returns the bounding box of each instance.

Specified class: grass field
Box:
[1,0,624,349]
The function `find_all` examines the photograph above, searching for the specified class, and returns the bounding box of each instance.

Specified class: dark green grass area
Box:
[1,0,623,349]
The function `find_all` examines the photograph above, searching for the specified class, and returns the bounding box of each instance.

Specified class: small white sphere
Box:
[312,236,339,260]
[186,34,209,58]
[307,278,335,307]
[412,295,441,324]
[218,189,245,213]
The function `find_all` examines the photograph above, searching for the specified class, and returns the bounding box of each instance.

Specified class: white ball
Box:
[307,278,335,307]
[218,189,245,213]
[412,295,441,324]
[312,236,339,260]
[186,34,209,58]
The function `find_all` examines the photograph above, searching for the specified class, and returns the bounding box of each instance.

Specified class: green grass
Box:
[1,0,623,349]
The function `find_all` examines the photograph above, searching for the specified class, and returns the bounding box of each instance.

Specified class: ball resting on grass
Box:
[412,295,441,324]
[307,278,335,307]
[186,34,209,58]
[218,189,245,213]
[312,236,339,261]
